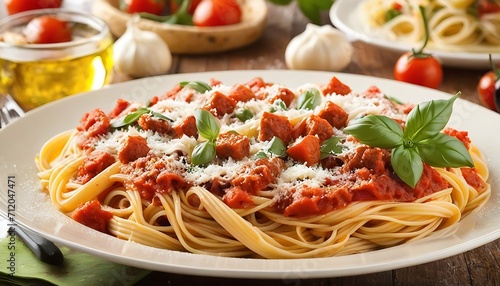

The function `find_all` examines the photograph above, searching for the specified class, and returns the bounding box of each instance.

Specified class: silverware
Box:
[0,94,24,128]
[0,95,64,265]
[8,223,64,266]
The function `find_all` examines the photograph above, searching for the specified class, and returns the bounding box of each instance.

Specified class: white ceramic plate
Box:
[330,0,500,69]
[1,70,499,279]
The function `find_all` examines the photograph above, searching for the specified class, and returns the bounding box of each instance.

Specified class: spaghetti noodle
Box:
[360,0,500,52]
[36,76,491,259]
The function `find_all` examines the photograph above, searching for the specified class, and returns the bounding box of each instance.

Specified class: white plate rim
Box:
[1,70,499,279]
[329,0,500,69]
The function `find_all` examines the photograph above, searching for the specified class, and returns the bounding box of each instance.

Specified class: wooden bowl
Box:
[91,0,268,54]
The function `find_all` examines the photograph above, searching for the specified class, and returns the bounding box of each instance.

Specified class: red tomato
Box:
[192,0,242,27]
[122,0,166,15]
[394,52,443,89]
[5,0,63,15]
[478,0,500,16]
[24,16,72,44]
[170,0,201,14]
[477,70,498,111]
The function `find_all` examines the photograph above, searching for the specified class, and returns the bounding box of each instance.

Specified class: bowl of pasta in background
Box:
[330,0,500,69]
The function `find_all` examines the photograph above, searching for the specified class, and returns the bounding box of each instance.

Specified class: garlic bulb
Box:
[285,24,353,72]
[113,15,172,78]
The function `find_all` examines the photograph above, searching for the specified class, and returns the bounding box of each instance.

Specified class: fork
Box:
[0,94,25,128]
[0,95,64,265]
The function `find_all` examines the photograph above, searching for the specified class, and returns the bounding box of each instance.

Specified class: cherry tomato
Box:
[122,0,166,15]
[477,55,500,112]
[478,0,500,17]
[170,0,201,14]
[5,0,63,15]
[24,16,72,44]
[394,52,443,89]
[477,71,497,110]
[192,0,242,27]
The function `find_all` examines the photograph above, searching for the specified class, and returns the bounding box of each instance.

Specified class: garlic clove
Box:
[113,15,172,78]
[285,24,353,72]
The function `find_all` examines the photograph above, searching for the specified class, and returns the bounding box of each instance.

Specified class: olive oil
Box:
[0,43,113,110]
[0,10,114,110]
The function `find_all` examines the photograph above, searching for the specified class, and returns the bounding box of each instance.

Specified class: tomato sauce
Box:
[223,186,254,209]
[277,147,449,218]
[461,168,486,191]
[71,199,113,234]
[121,154,189,201]
[75,150,115,184]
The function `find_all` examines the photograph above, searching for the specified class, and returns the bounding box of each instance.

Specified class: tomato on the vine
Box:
[393,6,443,89]
[121,0,166,16]
[394,52,443,89]
[5,0,63,15]
[24,16,72,44]
[192,0,242,27]
[477,55,500,111]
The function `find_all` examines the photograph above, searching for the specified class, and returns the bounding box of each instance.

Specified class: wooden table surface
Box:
[112,2,500,285]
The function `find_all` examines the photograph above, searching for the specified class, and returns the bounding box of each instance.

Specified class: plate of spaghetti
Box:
[330,0,500,69]
[0,70,499,278]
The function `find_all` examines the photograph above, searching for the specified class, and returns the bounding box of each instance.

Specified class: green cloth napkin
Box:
[0,235,150,286]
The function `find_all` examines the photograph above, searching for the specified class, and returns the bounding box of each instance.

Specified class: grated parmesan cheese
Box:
[89,80,410,196]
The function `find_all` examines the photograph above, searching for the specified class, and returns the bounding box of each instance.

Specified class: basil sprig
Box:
[343,93,474,188]
[191,109,220,165]
[256,137,287,158]
[297,89,322,110]
[111,107,172,129]
[180,81,212,93]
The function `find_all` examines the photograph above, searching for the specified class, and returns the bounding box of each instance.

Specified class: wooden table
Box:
[114,3,499,285]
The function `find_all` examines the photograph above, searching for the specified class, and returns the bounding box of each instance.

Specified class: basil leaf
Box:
[111,107,149,129]
[111,107,173,129]
[235,108,254,122]
[343,115,403,149]
[320,136,344,159]
[313,0,335,9]
[297,0,334,24]
[151,111,173,122]
[255,151,268,159]
[191,141,216,166]
[267,0,294,4]
[139,0,192,25]
[194,109,220,141]
[180,81,212,93]
[416,133,474,168]
[275,100,287,111]
[139,12,175,22]
[385,94,404,105]
[256,137,286,158]
[297,89,322,110]
[385,8,402,22]
[404,93,459,143]
[391,146,423,188]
